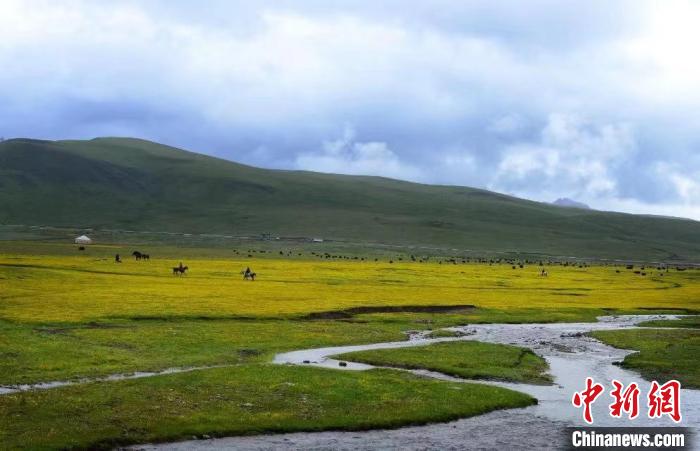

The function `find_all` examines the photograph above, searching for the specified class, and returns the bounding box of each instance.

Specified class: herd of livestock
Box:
[73,245,694,282]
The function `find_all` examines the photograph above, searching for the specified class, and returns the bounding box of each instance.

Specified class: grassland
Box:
[591,318,700,388]
[0,366,535,450]
[637,315,700,328]
[0,319,408,386]
[1,244,697,385]
[0,243,698,449]
[1,244,697,324]
[336,341,551,384]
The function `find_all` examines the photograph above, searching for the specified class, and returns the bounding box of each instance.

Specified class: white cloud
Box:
[492,114,635,199]
[295,125,423,180]
[488,114,525,136]
[655,163,700,206]
[619,0,700,107]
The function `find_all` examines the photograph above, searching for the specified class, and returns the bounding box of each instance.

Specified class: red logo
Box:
[573,378,682,424]
[609,380,640,419]
[572,377,605,424]
[648,380,682,422]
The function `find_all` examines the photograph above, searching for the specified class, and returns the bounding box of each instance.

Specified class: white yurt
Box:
[74,235,92,245]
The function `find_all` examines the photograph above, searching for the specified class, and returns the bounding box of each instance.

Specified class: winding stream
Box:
[133,314,699,450]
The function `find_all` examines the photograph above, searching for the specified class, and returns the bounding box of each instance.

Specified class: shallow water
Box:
[128,408,568,450]
[132,314,698,450]
[0,364,232,395]
[274,314,699,428]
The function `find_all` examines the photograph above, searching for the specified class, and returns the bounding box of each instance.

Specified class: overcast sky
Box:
[1,1,699,220]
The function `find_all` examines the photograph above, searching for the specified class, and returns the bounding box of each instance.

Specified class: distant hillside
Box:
[1,137,699,261]
[552,198,591,210]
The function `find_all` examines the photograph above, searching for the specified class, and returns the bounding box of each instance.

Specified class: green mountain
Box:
[1,137,698,261]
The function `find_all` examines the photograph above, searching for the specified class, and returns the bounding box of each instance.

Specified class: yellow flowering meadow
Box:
[1,252,697,323]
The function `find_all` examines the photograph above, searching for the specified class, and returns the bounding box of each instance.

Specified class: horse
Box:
[132,251,142,260]
[142,254,150,261]
[243,272,256,281]
[173,266,188,275]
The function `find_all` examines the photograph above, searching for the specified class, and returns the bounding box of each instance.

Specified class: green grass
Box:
[2,308,690,387]
[0,319,407,386]
[2,137,700,261]
[591,326,700,388]
[0,365,535,450]
[336,341,552,384]
[637,315,700,328]
[0,308,625,387]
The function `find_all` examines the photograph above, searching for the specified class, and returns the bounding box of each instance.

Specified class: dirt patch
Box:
[85,321,127,329]
[106,342,137,350]
[34,327,69,335]
[125,315,263,322]
[638,307,697,313]
[237,348,262,359]
[303,304,476,320]
[34,321,131,335]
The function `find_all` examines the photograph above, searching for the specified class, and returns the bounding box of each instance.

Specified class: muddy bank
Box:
[302,304,475,320]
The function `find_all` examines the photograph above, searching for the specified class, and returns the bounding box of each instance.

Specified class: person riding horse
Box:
[243,267,256,281]
[172,262,188,275]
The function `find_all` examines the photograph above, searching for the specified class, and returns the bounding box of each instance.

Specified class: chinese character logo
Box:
[572,377,605,424]
[609,379,640,419]
[573,378,682,424]
[648,380,682,422]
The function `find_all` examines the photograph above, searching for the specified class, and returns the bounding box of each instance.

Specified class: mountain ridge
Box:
[1,137,698,261]
[552,198,591,210]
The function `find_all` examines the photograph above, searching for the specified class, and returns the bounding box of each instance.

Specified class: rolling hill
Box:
[1,137,698,261]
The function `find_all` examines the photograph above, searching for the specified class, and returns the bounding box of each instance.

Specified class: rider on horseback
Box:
[243,267,256,280]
